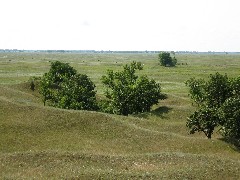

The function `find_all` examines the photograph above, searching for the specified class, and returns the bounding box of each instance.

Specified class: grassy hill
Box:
[0,53,240,179]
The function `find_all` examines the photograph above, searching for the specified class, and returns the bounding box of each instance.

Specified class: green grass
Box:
[0,52,240,179]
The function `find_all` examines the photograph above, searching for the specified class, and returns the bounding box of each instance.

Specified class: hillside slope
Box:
[0,84,240,179]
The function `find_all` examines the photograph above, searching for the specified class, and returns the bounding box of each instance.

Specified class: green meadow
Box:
[0,52,240,179]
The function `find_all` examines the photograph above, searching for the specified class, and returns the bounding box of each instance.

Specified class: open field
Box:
[0,52,240,179]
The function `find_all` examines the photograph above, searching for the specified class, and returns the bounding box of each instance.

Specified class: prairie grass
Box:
[0,52,240,179]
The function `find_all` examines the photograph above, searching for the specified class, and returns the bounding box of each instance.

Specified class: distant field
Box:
[0,53,240,179]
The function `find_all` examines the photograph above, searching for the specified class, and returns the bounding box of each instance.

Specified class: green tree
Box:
[40,61,77,105]
[39,73,52,106]
[186,107,219,139]
[185,73,233,139]
[158,52,177,67]
[186,73,232,107]
[101,61,165,115]
[218,76,240,143]
[205,73,232,107]
[219,97,240,141]
[56,74,98,110]
[39,61,97,110]
[47,61,77,85]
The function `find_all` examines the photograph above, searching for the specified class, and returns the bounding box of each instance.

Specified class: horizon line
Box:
[0,49,239,53]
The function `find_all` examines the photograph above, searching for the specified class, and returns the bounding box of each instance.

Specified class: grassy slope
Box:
[0,53,240,179]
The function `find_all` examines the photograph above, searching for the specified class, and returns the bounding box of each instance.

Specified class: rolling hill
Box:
[0,82,239,179]
[0,53,240,179]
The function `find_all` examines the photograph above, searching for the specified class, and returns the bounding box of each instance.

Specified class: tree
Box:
[204,73,232,107]
[219,97,240,141]
[186,73,232,107]
[186,107,219,139]
[56,74,98,110]
[47,61,77,84]
[39,61,97,110]
[185,73,234,139]
[39,61,77,105]
[39,73,52,106]
[158,52,177,67]
[101,61,165,115]
[218,76,240,142]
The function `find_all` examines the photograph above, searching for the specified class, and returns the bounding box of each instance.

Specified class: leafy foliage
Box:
[158,52,177,67]
[205,73,232,107]
[186,73,240,140]
[219,97,240,141]
[47,60,77,85]
[186,107,219,139]
[101,61,165,115]
[185,78,205,105]
[55,74,98,110]
[186,73,232,107]
[39,61,97,110]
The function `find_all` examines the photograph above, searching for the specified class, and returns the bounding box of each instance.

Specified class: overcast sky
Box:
[1,0,240,51]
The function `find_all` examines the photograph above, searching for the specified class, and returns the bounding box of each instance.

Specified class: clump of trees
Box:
[101,61,165,115]
[38,61,165,116]
[39,61,98,110]
[33,60,240,145]
[158,52,177,67]
[186,72,240,142]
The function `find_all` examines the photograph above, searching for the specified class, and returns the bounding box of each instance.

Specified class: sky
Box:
[0,0,240,51]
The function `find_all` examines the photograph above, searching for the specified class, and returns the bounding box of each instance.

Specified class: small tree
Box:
[40,61,77,105]
[47,61,77,85]
[56,74,98,110]
[219,76,240,142]
[219,97,240,141]
[39,61,97,110]
[101,61,165,115]
[185,73,233,139]
[158,52,177,67]
[186,107,219,139]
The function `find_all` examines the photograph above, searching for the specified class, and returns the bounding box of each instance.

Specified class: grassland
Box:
[0,52,240,179]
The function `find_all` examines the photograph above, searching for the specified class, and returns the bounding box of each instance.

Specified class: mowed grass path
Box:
[0,53,240,179]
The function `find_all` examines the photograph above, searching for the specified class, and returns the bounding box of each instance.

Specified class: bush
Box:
[101,61,165,115]
[28,76,41,91]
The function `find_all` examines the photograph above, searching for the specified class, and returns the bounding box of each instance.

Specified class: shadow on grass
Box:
[151,106,172,118]
[219,137,240,152]
[135,106,172,119]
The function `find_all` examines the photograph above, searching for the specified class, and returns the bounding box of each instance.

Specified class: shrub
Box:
[28,76,41,91]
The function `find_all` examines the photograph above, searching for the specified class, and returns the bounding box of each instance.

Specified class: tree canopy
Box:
[158,52,177,67]
[101,61,165,115]
[39,61,97,110]
[186,72,240,141]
